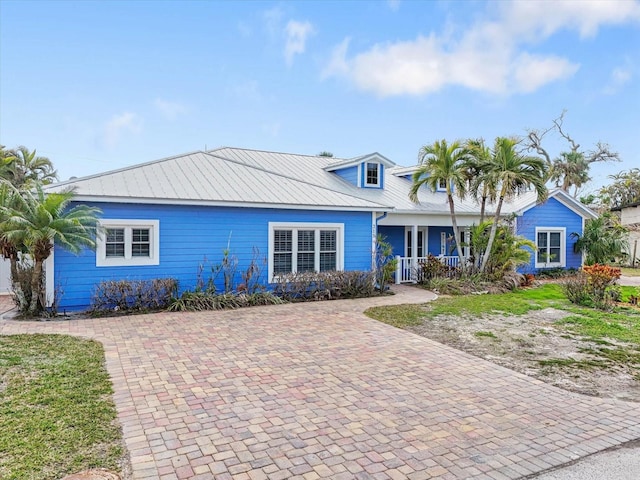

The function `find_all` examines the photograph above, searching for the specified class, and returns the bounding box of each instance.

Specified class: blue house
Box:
[43,148,595,310]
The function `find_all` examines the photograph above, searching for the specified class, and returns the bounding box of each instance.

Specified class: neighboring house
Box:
[612,201,640,265]
[44,148,596,310]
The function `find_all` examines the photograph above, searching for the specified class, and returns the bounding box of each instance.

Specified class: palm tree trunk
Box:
[448,194,466,268]
[480,193,505,273]
[28,258,43,315]
[479,195,487,224]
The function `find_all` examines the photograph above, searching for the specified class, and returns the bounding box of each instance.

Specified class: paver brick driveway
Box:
[2,286,639,479]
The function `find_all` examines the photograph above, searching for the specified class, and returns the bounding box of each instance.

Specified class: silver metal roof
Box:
[44,147,596,219]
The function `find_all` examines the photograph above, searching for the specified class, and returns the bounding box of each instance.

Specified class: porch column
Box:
[411,224,418,281]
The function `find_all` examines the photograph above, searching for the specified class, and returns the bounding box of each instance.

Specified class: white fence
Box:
[394,255,463,284]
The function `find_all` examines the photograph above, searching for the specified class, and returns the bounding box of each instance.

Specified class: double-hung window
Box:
[535,227,565,268]
[269,223,344,280]
[97,220,159,266]
[365,162,380,187]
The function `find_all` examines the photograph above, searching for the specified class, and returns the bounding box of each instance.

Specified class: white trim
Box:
[440,231,446,256]
[404,226,427,258]
[364,162,381,187]
[534,227,566,268]
[268,222,345,281]
[371,212,377,270]
[324,152,395,171]
[45,248,54,307]
[357,164,362,188]
[436,178,447,192]
[516,189,597,220]
[63,195,392,212]
[96,219,160,267]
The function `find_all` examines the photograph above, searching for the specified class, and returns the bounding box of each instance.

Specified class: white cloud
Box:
[153,98,187,120]
[102,112,141,148]
[284,20,315,66]
[603,66,633,95]
[263,5,284,39]
[323,0,640,97]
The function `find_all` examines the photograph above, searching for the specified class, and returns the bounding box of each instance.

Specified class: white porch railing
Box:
[395,255,464,284]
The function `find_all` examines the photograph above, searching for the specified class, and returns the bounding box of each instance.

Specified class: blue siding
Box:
[54,203,374,311]
[378,226,404,257]
[517,197,583,273]
[334,165,359,186]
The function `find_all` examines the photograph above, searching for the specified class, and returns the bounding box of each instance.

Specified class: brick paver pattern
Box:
[2,286,639,480]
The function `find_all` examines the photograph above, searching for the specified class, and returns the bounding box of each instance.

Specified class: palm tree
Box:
[550,151,590,197]
[480,137,548,272]
[1,185,100,315]
[410,139,471,264]
[571,213,628,265]
[464,139,497,225]
[3,145,57,189]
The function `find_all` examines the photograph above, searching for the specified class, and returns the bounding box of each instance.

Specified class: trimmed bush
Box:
[90,278,178,314]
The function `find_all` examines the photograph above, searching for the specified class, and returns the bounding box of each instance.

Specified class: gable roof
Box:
[44,150,391,212]
[324,152,395,171]
[508,188,597,219]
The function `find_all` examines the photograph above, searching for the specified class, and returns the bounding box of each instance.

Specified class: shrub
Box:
[561,274,592,307]
[415,255,454,284]
[90,278,178,314]
[536,267,578,279]
[168,291,283,312]
[272,270,377,301]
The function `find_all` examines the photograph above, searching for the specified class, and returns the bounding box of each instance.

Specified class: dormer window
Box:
[365,162,380,187]
[437,178,447,191]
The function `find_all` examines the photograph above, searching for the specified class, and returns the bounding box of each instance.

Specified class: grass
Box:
[0,334,124,480]
[365,283,640,365]
[369,283,567,322]
[474,331,499,340]
[621,267,640,277]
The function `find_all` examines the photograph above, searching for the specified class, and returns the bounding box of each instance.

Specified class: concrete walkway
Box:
[2,286,639,480]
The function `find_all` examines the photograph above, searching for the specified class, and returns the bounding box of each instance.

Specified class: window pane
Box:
[132,243,150,257]
[537,232,547,247]
[274,252,292,274]
[106,228,124,243]
[537,249,546,263]
[549,247,561,263]
[105,228,125,258]
[274,230,292,252]
[298,230,315,251]
[366,163,378,185]
[550,232,561,247]
[320,252,336,271]
[320,230,336,251]
[132,228,149,242]
[106,243,125,257]
[438,178,447,189]
[297,252,315,272]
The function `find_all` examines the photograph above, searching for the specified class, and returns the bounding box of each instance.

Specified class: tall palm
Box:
[464,139,497,225]
[4,145,57,189]
[480,137,548,272]
[0,184,25,284]
[1,185,100,315]
[410,139,470,264]
[550,151,590,197]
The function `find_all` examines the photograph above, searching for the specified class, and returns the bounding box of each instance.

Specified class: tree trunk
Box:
[480,193,505,273]
[28,258,43,316]
[479,195,487,224]
[448,194,466,269]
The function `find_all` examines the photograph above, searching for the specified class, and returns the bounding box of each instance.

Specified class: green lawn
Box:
[0,334,124,480]
[366,283,640,368]
[621,267,640,277]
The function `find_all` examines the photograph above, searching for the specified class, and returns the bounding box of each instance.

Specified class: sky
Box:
[1,0,639,195]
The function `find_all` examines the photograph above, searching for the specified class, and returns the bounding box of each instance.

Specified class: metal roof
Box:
[44,147,596,219]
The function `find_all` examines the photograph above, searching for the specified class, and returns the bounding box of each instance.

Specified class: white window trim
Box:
[404,227,427,258]
[440,231,447,255]
[535,227,566,268]
[268,222,344,281]
[364,162,381,187]
[96,219,160,267]
[437,178,448,192]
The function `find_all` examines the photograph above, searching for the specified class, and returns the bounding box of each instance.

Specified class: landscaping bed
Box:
[366,283,640,402]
